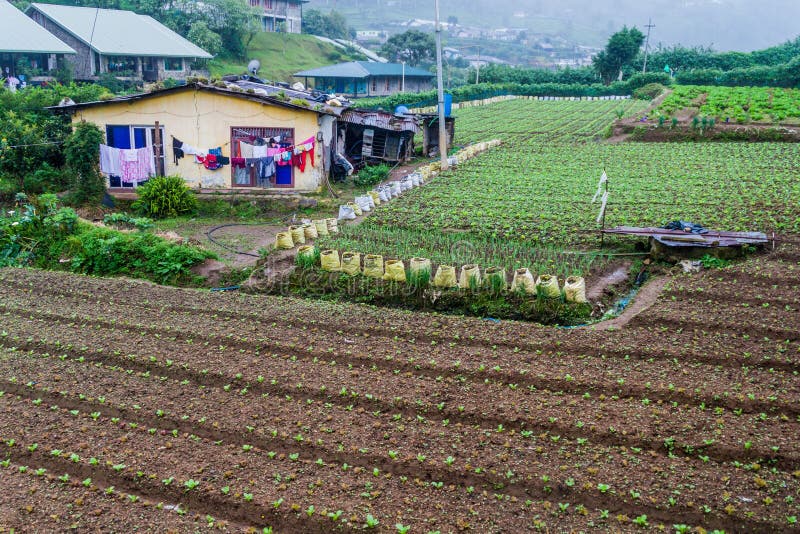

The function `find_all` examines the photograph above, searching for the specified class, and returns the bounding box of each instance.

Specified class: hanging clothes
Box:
[180,142,204,157]
[234,165,250,185]
[99,144,122,176]
[252,144,269,158]
[239,141,255,159]
[119,147,153,185]
[195,154,221,170]
[172,137,184,165]
[257,157,275,187]
[231,157,246,168]
[292,151,307,172]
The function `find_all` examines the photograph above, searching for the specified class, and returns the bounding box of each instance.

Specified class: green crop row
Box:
[658,86,800,123]
[322,99,800,278]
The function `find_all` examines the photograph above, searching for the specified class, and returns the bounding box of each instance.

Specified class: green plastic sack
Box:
[409,257,432,286]
[303,223,318,240]
[341,252,361,276]
[536,274,561,299]
[275,232,294,250]
[511,268,536,294]
[363,254,384,278]
[320,249,340,272]
[314,219,329,237]
[484,267,507,291]
[326,218,339,234]
[458,264,481,290]
[347,202,363,217]
[289,225,306,245]
[383,259,406,282]
[433,265,457,288]
[564,276,587,303]
[296,245,316,266]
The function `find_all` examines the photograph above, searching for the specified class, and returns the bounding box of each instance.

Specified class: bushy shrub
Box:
[22,163,71,194]
[633,83,667,100]
[66,226,211,284]
[354,164,390,188]
[64,121,104,205]
[132,175,198,219]
[102,212,154,231]
[1,195,212,284]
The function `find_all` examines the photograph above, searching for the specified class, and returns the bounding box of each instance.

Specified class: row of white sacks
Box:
[308,248,588,303]
[338,172,425,220]
[411,95,632,113]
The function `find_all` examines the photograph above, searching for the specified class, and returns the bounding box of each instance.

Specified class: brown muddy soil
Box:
[0,243,798,532]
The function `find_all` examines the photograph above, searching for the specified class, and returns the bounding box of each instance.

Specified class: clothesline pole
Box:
[154,121,162,177]
[600,167,608,249]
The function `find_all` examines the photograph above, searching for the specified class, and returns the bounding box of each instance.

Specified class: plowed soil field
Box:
[0,245,798,532]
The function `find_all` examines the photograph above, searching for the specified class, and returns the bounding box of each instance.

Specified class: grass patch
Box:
[209,32,365,83]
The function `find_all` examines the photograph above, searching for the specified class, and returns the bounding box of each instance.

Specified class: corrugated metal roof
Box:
[295,61,433,79]
[341,109,421,133]
[0,0,75,55]
[28,3,212,58]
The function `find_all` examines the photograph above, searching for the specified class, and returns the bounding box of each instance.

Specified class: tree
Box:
[302,9,352,40]
[380,30,435,67]
[65,121,104,205]
[187,21,223,59]
[593,26,645,84]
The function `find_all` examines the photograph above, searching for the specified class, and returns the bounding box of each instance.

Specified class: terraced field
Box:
[0,242,798,532]
[319,98,800,279]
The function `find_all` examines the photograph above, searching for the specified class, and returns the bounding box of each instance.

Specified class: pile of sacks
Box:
[274,218,339,250]
[337,172,425,220]
[313,251,588,303]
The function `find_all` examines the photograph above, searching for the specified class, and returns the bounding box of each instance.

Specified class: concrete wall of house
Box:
[71,89,324,191]
[29,11,95,78]
[255,0,302,33]
[366,76,433,97]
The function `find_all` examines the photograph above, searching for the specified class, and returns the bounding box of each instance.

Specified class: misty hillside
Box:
[308,0,800,52]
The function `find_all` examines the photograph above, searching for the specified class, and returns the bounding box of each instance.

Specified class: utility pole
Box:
[475,46,480,84]
[642,18,655,74]
[434,0,448,170]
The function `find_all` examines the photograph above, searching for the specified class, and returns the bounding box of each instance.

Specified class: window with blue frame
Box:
[105,125,164,188]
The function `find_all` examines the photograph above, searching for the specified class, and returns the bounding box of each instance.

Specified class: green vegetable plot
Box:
[658,85,800,123]
[319,98,800,276]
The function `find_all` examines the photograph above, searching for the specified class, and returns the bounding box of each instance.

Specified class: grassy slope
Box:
[209,32,365,83]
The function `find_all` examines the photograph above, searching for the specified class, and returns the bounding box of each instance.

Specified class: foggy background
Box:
[308,0,800,51]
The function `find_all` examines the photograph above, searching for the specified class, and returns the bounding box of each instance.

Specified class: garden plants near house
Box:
[132,175,198,219]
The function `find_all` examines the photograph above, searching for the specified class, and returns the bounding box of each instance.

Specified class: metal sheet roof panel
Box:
[295,61,432,79]
[0,0,75,55]
[28,3,212,58]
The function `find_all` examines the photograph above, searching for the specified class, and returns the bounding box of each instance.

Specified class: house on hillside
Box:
[0,0,75,84]
[26,3,211,82]
[295,61,433,98]
[248,0,306,34]
[53,81,343,193]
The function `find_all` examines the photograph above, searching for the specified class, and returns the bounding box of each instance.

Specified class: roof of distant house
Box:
[0,0,75,55]
[27,3,212,58]
[295,61,433,79]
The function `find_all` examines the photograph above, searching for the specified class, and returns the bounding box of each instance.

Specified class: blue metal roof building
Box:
[295,61,433,98]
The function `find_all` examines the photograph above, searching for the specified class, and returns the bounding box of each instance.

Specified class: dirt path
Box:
[592,275,671,330]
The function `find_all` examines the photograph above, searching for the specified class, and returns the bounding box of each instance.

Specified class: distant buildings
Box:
[248,0,306,34]
[295,61,433,98]
[0,0,75,82]
[26,3,211,82]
